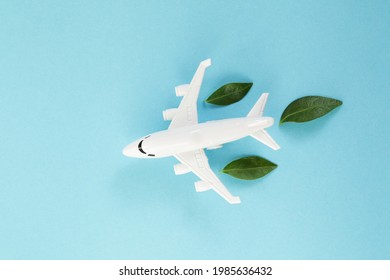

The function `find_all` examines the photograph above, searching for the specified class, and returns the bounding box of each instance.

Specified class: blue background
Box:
[0,0,389,259]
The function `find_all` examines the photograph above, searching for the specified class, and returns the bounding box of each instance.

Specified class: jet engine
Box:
[175,84,190,97]
[162,108,178,121]
[173,163,191,175]
[194,181,212,192]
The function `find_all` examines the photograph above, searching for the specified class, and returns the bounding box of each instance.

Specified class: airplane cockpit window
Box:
[138,140,147,154]
[138,139,155,157]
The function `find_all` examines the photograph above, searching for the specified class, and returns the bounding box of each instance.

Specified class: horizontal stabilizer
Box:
[247,93,268,118]
[251,129,280,150]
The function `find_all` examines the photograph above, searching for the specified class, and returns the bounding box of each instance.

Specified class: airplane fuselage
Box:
[123,117,274,158]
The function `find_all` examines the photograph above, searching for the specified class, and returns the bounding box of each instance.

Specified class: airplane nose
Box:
[122,142,138,157]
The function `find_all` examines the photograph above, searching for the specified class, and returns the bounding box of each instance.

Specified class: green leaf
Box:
[222,156,277,180]
[280,96,342,125]
[205,82,253,105]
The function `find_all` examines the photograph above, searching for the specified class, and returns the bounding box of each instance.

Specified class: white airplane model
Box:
[123,59,280,204]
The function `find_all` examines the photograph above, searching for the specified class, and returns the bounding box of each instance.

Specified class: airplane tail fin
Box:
[248,93,281,150]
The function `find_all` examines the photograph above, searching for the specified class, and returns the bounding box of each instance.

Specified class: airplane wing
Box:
[168,59,211,129]
[174,149,241,204]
